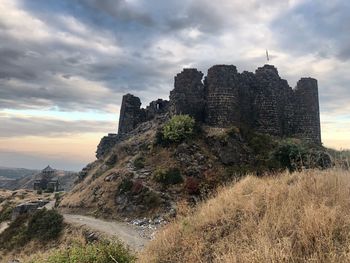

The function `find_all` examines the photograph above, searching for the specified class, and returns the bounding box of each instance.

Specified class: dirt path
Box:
[63,214,150,251]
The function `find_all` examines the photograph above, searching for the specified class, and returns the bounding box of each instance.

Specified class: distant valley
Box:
[0,166,78,191]
[0,167,39,180]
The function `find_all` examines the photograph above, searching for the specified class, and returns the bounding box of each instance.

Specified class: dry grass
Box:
[139,169,350,263]
[0,223,86,262]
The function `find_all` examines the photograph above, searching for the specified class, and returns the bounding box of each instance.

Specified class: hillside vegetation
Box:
[60,115,332,221]
[139,169,350,263]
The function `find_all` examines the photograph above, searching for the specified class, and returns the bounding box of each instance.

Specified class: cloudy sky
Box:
[0,0,349,170]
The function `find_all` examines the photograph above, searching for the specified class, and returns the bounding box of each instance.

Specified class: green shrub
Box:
[162,115,195,143]
[153,168,183,185]
[133,156,145,170]
[0,203,13,223]
[0,215,29,250]
[143,191,162,209]
[271,140,308,172]
[0,209,64,251]
[119,178,134,194]
[27,209,64,241]
[31,240,136,263]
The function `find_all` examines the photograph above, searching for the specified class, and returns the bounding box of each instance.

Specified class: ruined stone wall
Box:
[206,65,240,127]
[169,69,205,121]
[114,64,322,146]
[252,65,295,136]
[293,78,321,144]
[237,71,258,128]
[118,94,144,135]
[145,99,169,120]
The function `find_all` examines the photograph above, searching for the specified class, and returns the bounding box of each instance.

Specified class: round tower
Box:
[294,78,321,144]
[205,65,240,127]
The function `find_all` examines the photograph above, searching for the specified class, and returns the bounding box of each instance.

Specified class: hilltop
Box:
[2,65,349,262]
[59,64,333,221]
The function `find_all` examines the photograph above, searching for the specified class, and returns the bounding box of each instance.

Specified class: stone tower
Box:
[169,69,205,121]
[205,65,240,127]
[113,64,322,145]
[253,65,295,136]
[118,94,144,135]
[294,78,321,144]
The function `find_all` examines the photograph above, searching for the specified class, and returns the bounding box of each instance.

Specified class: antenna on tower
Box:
[266,50,270,62]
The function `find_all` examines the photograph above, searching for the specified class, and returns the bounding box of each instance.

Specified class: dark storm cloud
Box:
[0,115,114,137]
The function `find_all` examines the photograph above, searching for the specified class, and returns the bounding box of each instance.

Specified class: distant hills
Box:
[0,167,39,180]
[0,166,78,191]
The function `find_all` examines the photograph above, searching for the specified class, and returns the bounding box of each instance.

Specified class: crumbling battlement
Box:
[111,64,321,157]
[117,94,169,135]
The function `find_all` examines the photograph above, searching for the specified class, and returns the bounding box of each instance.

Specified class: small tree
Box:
[162,115,195,143]
[27,209,64,241]
[272,140,307,172]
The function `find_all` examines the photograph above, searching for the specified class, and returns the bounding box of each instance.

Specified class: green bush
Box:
[143,191,162,209]
[162,115,195,143]
[133,156,145,170]
[31,240,136,263]
[27,209,64,241]
[119,178,134,194]
[153,168,183,185]
[271,140,308,172]
[0,209,64,251]
[0,203,13,223]
[0,215,29,250]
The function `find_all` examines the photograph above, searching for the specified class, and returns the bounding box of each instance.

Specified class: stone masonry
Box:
[97,64,322,158]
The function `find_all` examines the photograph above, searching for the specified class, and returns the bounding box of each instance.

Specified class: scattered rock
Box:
[11,200,49,220]
[83,230,99,243]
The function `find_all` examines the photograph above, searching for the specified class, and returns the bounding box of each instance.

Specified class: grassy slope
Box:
[139,169,350,263]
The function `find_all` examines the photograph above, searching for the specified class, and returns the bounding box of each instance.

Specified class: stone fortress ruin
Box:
[97,64,321,158]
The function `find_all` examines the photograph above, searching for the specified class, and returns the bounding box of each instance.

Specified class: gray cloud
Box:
[0,0,349,170]
[0,0,348,121]
[80,0,154,26]
[272,0,350,60]
[0,115,115,137]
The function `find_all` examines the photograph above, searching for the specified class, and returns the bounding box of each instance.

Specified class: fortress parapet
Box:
[114,64,322,153]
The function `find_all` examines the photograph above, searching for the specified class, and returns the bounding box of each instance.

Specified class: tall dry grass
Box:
[139,169,350,263]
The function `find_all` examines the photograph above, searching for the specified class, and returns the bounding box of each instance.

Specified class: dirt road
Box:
[63,214,150,251]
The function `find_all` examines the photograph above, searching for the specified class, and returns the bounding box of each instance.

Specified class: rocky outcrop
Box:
[96,133,120,159]
[11,200,48,220]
